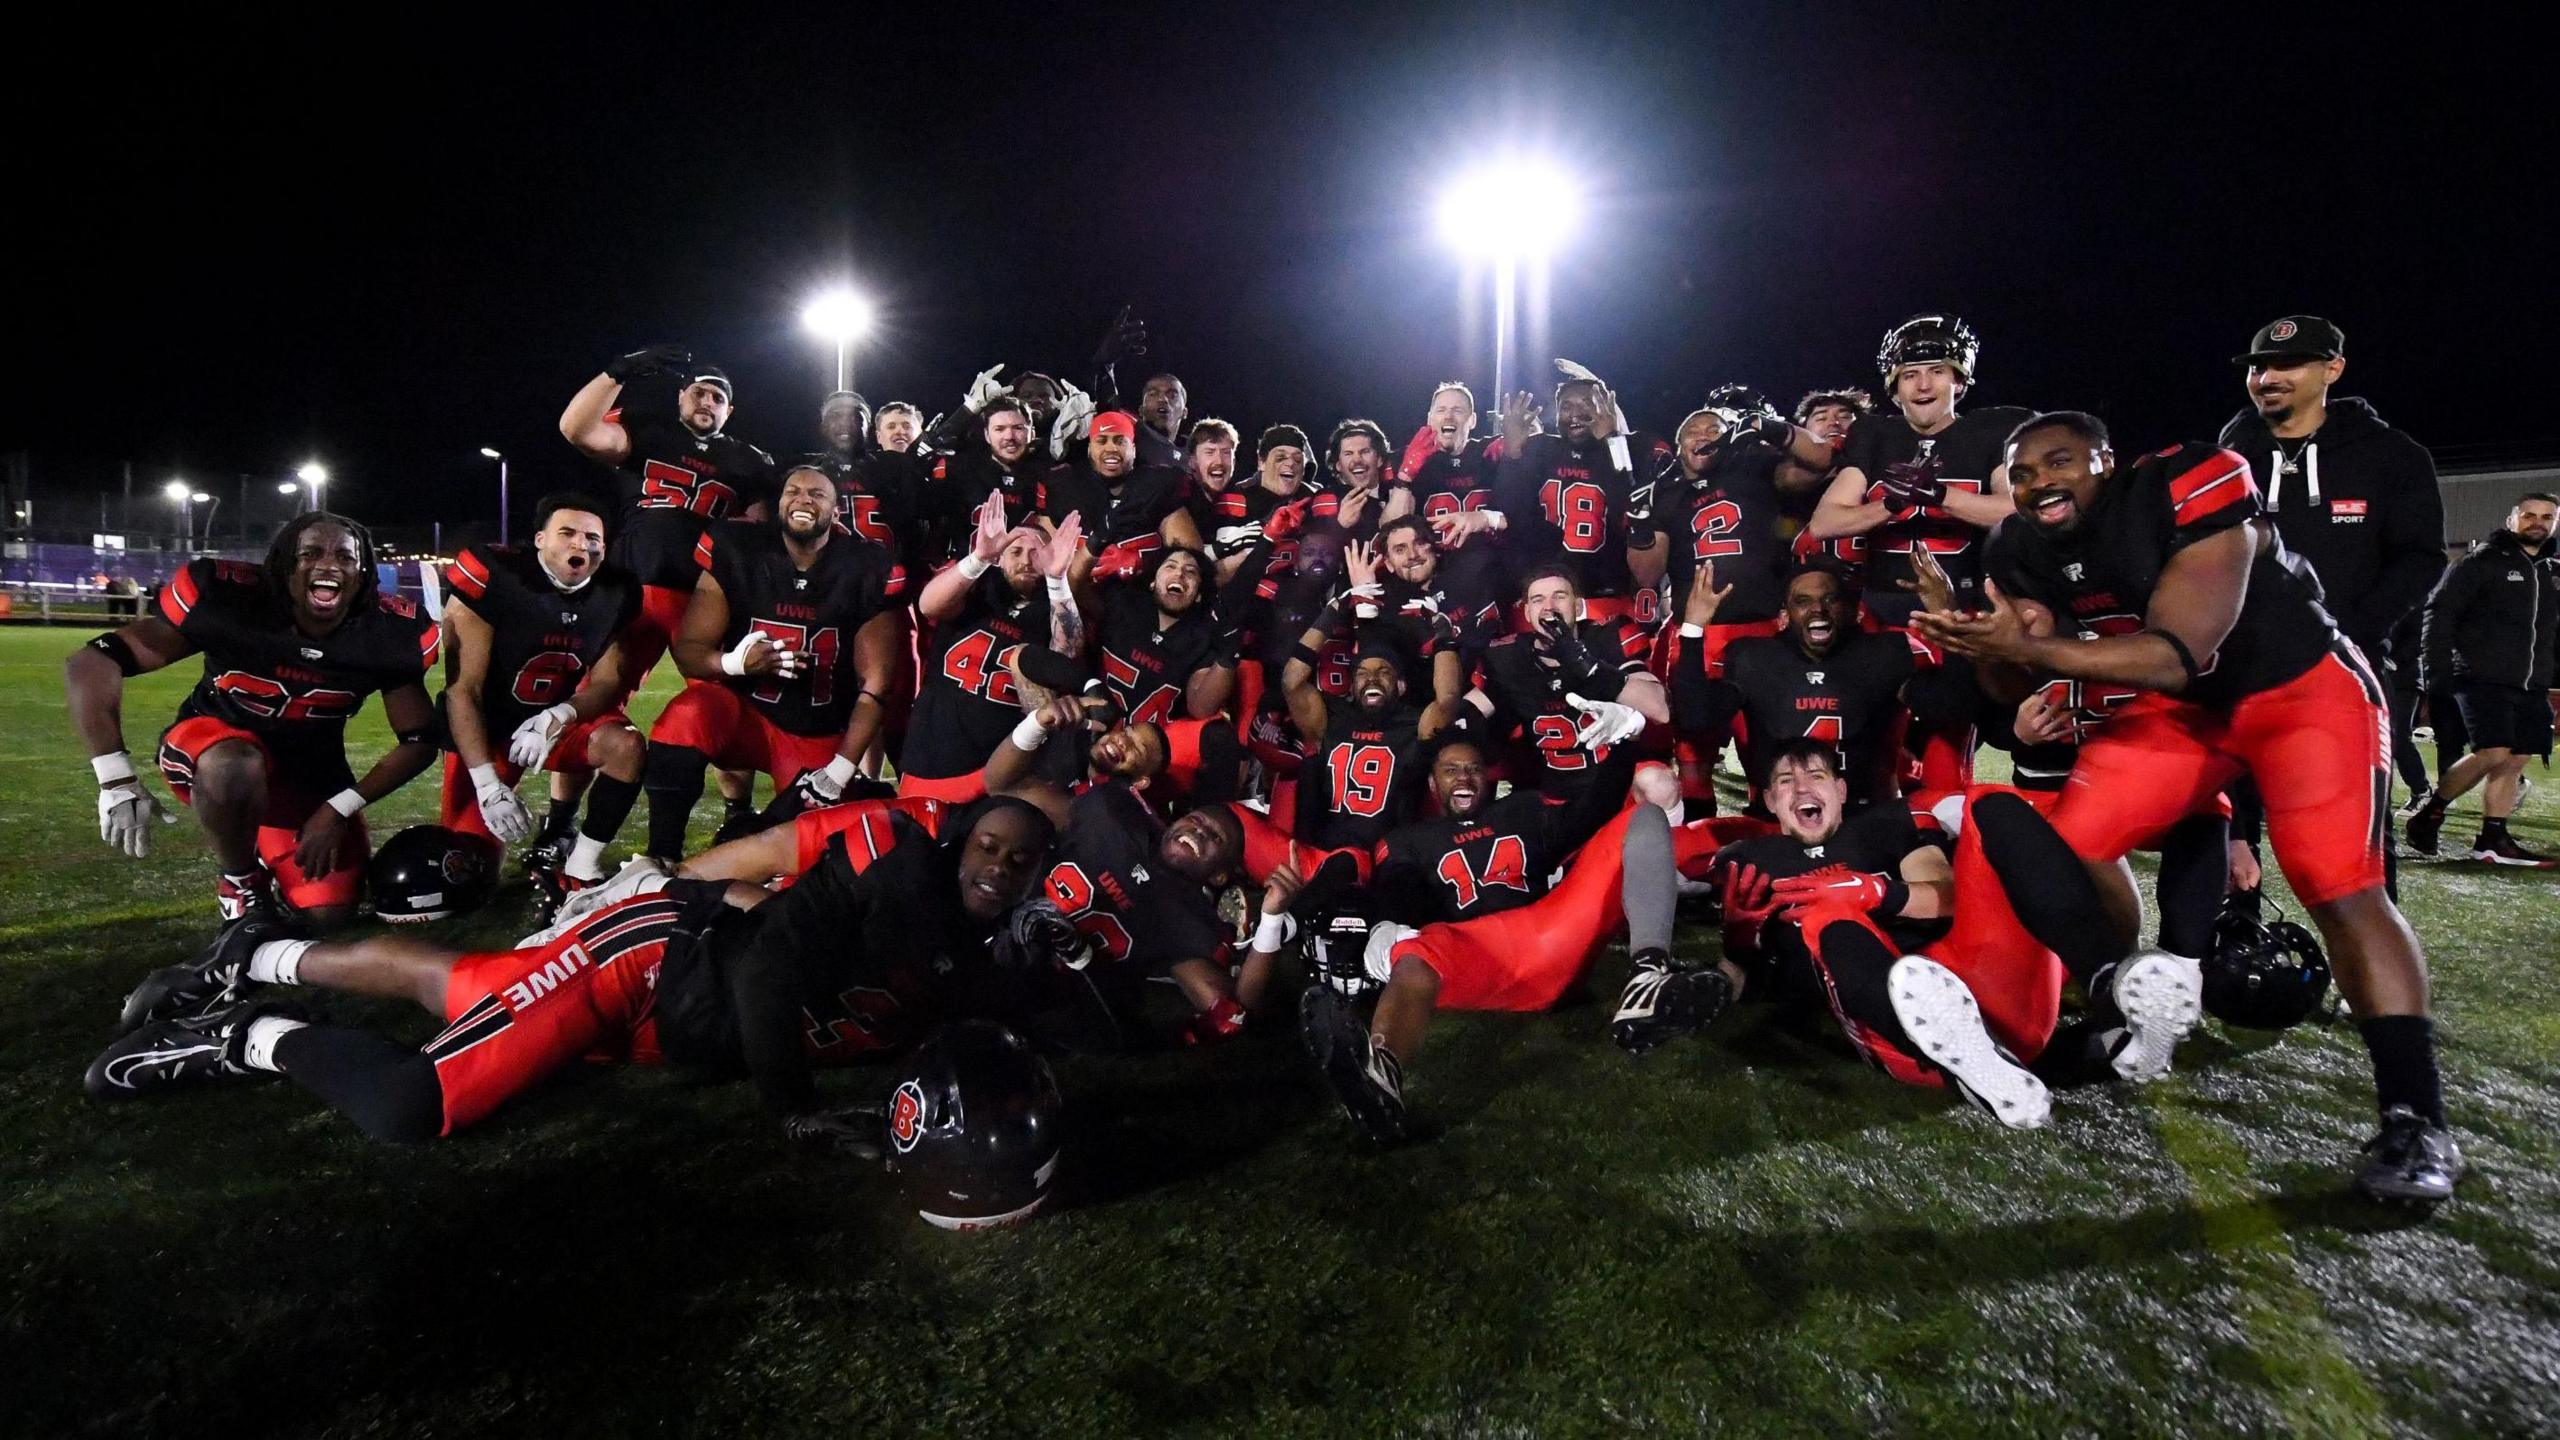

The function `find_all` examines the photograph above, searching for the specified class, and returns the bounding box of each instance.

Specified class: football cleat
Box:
[533,866,593,928]
[1299,986,1408,1145]
[712,799,762,847]
[2393,785,2436,820]
[85,1000,296,1102]
[1887,956,2051,1129]
[1611,948,1733,1054]
[116,913,294,1036]
[2467,833,2553,868]
[2105,951,2204,1084]
[215,867,283,925]
[2354,1107,2465,1204]
[2401,805,2445,857]
[520,830,573,878]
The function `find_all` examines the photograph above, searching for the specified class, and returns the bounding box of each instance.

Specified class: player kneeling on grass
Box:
[67,514,442,931]
[87,799,1068,1147]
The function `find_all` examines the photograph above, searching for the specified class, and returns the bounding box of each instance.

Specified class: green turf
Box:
[2,624,2555,1439]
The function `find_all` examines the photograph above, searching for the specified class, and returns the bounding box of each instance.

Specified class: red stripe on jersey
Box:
[419,623,442,668]
[450,548,490,600]
[693,532,716,571]
[160,563,201,624]
[1613,621,1647,669]
[1903,629,1945,667]
[884,564,908,599]
[2167,448,2253,527]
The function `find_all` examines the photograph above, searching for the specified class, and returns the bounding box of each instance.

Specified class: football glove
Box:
[781,1104,887,1160]
[1718,861,1780,933]
[507,702,577,770]
[789,755,861,809]
[1092,306,1148,369]
[470,766,533,845]
[606,344,692,381]
[1772,867,1909,919]
[1565,693,1646,750]
[1213,521,1266,551]
[1049,383,1098,459]
[962,363,1009,412]
[1262,498,1311,542]
[96,767,174,859]
[1538,612,1601,680]
[1180,996,1249,1047]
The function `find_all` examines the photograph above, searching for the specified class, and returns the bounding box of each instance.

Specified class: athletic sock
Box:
[246,939,314,985]
[2479,815,2510,843]
[2152,813,2232,956]
[541,800,580,841]
[240,1014,308,1071]
[2358,1014,2446,1128]
[1619,805,1678,957]
[565,835,610,884]
[271,1025,446,1143]
[580,773,643,846]
[641,743,710,861]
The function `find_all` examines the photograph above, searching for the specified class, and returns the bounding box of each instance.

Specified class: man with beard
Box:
[1043,788,1259,1044]
[88,799,1061,1146]
[1458,563,1667,804]
[1306,418,1405,548]
[636,462,906,863]
[1043,410,1205,576]
[70,514,441,930]
[923,397,1052,566]
[1489,365,1673,622]
[983,695,1243,813]
[1916,411,2457,1202]
[899,496,1085,802]
[1364,518,1500,680]
[559,346,777,686]
[1090,548,1235,724]
[1672,563,1966,810]
[1280,613,1438,849]
[1180,418,1241,547]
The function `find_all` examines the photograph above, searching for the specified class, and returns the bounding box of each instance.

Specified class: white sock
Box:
[247,939,314,985]
[240,1015,307,1072]
[566,836,609,883]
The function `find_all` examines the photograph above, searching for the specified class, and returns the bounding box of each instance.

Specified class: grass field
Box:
[2,623,2556,1438]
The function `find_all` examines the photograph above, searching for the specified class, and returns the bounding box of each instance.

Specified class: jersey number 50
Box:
[639,459,739,518]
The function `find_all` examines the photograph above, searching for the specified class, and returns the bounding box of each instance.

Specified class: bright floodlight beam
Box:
[1435,159,1579,258]
[163,480,189,501]
[297,462,328,485]
[802,287,877,392]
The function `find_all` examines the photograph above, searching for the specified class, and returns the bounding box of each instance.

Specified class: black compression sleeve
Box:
[273,1025,444,1143]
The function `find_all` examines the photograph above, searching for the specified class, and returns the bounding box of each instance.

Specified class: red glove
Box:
[1772,865,1906,919]
[1399,425,1438,483]
[1720,861,1779,929]
[1091,538,1153,582]
[1263,499,1310,542]
[1181,996,1248,1046]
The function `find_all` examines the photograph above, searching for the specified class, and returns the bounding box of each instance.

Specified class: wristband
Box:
[1011,713,1056,751]
[468,763,503,791]
[91,751,137,786]
[2149,628,2202,682]
[822,754,860,786]
[957,553,992,580]
[720,648,747,677]
[1252,911,1295,951]
[1483,510,1507,533]
[1045,575,1075,603]
[326,788,367,818]
[1679,623,1705,639]
[1876,875,1912,918]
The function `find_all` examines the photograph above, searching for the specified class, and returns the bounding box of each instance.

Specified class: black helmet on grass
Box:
[2201,894,2332,1030]
[368,826,500,924]
[885,1021,1064,1230]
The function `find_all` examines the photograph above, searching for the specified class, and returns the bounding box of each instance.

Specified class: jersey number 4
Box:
[1436,834,1531,909]
[940,630,1022,706]
[639,459,739,518]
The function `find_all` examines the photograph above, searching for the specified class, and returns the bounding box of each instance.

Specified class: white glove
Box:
[507,702,577,770]
[1565,693,1647,750]
[469,764,533,844]
[720,628,800,679]
[95,755,174,859]
[1553,357,1633,440]
[963,363,1008,412]
[1049,385,1097,459]
[1214,522,1265,550]
[791,755,860,807]
[516,856,671,947]
[1553,356,1604,385]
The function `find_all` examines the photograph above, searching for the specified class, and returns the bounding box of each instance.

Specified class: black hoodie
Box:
[2218,396,2444,653]
[2420,528,2559,691]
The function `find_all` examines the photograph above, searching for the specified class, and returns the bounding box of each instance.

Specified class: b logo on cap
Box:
[2269,320,2299,342]
[889,1079,926,1152]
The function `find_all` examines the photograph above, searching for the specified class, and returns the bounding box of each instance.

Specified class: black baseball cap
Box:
[2234,315,2345,366]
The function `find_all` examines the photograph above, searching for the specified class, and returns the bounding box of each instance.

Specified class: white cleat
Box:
[1888,956,2051,1130]
[2107,950,2204,1084]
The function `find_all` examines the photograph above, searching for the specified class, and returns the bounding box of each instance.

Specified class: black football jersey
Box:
[1370,749,1634,925]
[696,521,906,739]
[1043,462,1187,549]
[1681,628,1921,803]
[1296,696,1429,849]
[1669,443,1791,624]
[841,450,923,563]
[157,558,437,783]
[1097,585,1231,726]
[1406,437,1500,524]
[442,544,641,739]
[901,571,1050,781]
[1472,620,1649,799]
[926,450,1051,564]
[1982,443,2340,713]
[611,414,777,591]
[1494,430,1674,600]
[1837,406,2030,623]
[1045,783,1230,975]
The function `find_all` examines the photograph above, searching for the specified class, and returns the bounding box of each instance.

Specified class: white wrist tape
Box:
[1011,713,1055,751]
[822,754,860,785]
[326,788,367,817]
[1680,623,1705,639]
[468,763,504,791]
[957,553,992,580]
[1253,911,1294,951]
[92,752,137,786]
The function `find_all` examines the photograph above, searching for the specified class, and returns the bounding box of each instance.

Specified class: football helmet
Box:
[367,826,501,924]
[885,1022,1065,1231]
[2201,894,2332,1030]
[1876,314,1980,382]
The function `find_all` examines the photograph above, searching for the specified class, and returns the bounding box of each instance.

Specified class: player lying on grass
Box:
[67,513,441,931]
[87,799,1071,1145]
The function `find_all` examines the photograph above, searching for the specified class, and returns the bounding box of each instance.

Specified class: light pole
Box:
[163,480,197,551]
[295,461,328,513]
[480,448,510,544]
[800,287,876,393]
[194,491,219,544]
[1436,159,1580,412]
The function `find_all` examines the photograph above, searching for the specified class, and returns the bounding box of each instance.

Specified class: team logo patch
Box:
[2330,499,2368,518]
[299,647,324,660]
[1806,671,1826,685]
[888,1079,927,1153]
[441,847,487,887]
[2064,562,2084,581]
[2269,320,2299,341]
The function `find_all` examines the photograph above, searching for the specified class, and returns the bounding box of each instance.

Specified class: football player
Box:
[1043,410,1204,576]
[1457,563,1667,804]
[634,462,906,863]
[1489,364,1674,621]
[68,514,440,929]
[88,798,1064,1145]
[1781,387,1872,510]
[1914,411,2458,1201]
[1400,382,1500,525]
[873,401,922,455]
[1279,581,1452,849]
[1091,548,1236,724]
[557,346,777,686]
[1042,786,1259,1044]
[434,496,644,883]
[900,494,1088,802]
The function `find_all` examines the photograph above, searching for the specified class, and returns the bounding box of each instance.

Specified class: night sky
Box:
[14,3,2545,537]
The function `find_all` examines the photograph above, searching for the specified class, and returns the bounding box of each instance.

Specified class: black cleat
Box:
[86,1000,296,1102]
[116,914,294,1037]
[1299,986,1408,1144]
[2402,805,2445,857]
[2467,833,2553,868]
[532,867,593,928]
[521,830,572,878]
[2355,1107,2465,1203]
[2393,785,2436,820]
[1611,948,1733,1054]
[713,801,761,846]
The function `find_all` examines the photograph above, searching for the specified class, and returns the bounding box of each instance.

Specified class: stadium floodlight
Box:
[294,461,327,512]
[480,448,510,543]
[801,287,877,392]
[278,482,301,494]
[162,480,189,502]
[1436,157,1580,407]
[189,492,211,503]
